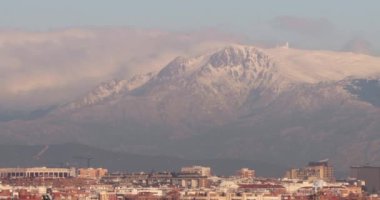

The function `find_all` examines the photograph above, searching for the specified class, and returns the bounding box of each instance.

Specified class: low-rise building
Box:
[78,168,108,179]
[181,166,212,177]
[237,168,256,179]
[172,173,210,188]
[284,160,334,182]
[0,167,76,179]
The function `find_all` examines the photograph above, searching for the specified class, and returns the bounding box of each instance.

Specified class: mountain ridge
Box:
[1,44,380,171]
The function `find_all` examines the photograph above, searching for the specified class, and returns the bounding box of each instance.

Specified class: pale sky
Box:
[0,0,378,31]
[1,0,379,51]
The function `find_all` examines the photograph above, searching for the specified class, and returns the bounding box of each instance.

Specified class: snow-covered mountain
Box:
[60,72,155,111]
[2,44,380,170]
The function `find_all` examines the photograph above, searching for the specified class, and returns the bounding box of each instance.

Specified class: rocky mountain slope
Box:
[1,45,380,172]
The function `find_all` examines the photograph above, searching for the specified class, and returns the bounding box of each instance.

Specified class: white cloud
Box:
[0,27,240,110]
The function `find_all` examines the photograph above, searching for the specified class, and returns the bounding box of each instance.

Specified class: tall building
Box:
[236,168,255,179]
[306,160,334,181]
[284,159,334,182]
[350,166,380,194]
[180,166,211,177]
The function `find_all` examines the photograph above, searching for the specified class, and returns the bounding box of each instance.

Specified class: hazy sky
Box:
[1,0,380,51]
[0,0,378,30]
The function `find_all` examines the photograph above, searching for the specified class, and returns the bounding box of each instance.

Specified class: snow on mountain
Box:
[153,45,284,94]
[58,44,380,116]
[4,44,380,169]
[153,44,380,96]
[128,45,289,121]
[266,47,380,83]
[61,72,155,111]
[197,45,280,89]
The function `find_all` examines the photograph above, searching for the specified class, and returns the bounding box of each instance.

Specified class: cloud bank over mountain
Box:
[0,26,378,113]
[0,28,241,110]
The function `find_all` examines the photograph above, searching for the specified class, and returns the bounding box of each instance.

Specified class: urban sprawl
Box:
[0,160,379,200]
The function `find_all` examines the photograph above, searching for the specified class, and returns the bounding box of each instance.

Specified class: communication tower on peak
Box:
[284,42,289,49]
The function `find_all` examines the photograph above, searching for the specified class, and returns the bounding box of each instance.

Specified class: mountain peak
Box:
[198,45,279,88]
[209,45,262,68]
[156,45,276,81]
[157,56,192,79]
[144,45,283,101]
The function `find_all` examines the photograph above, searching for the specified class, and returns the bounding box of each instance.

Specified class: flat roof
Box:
[350,166,380,168]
